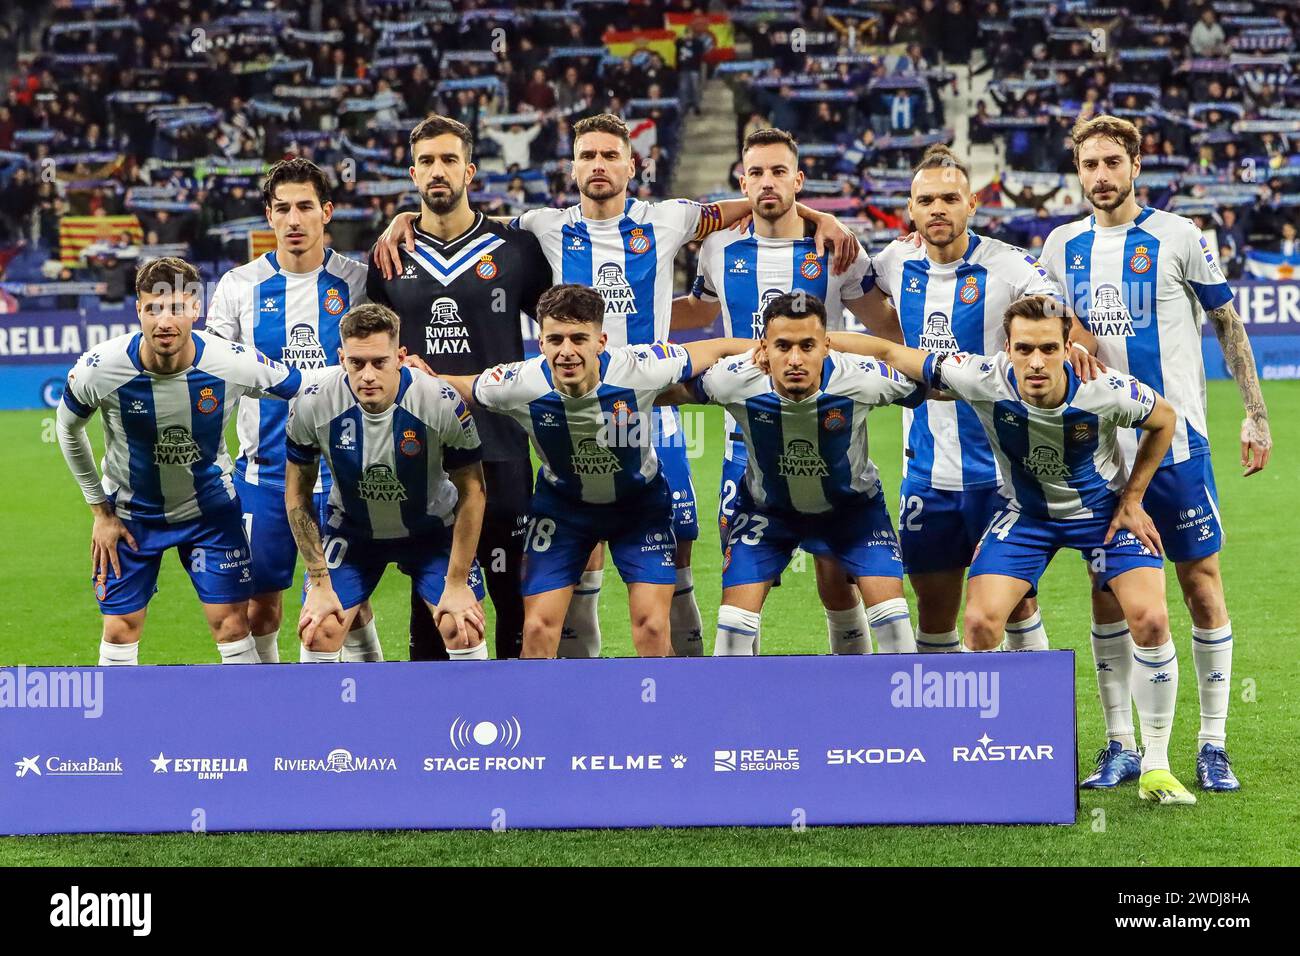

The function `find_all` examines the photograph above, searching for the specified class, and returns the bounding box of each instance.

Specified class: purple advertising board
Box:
[0,653,1077,834]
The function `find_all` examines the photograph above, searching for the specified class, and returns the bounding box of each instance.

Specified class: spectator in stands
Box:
[1190,8,1228,58]
[483,119,541,171]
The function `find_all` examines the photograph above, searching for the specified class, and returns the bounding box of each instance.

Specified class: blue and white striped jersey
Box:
[61,330,303,524]
[871,232,1061,491]
[206,248,368,487]
[472,343,694,504]
[284,366,481,540]
[1040,206,1233,469]
[692,226,873,465]
[513,198,709,346]
[694,350,925,514]
[925,351,1158,521]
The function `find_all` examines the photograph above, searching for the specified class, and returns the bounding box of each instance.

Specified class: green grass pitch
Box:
[1,381,1296,865]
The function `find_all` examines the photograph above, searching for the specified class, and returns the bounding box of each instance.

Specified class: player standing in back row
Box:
[1040,115,1272,792]
[206,158,376,664]
[373,112,863,658]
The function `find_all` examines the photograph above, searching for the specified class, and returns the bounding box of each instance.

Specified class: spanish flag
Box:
[59,214,143,267]
[664,12,735,64]
[604,28,678,67]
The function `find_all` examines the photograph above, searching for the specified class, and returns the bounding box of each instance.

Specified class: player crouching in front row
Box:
[287,304,489,660]
[857,294,1197,805]
[436,284,758,658]
[660,292,922,656]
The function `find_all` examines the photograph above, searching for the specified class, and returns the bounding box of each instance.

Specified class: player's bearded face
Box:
[741,145,802,222]
[763,316,828,399]
[573,133,633,202]
[137,289,198,357]
[909,168,973,249]
[411,135,473,215]
[341,334,405,411]
[1007,319,1068,402]
[1077,139,1138,213]
[541,321,606,391]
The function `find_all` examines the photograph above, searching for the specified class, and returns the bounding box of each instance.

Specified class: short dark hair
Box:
[261,157,332,209]
[536,284,605,328]
[409,114,474,162]
[339,303,401,343]
[742,127,799,162]
[913,143,970,186]
[1001,294,1070,343]
[761,291,827,333]
[572,113,631,152]
[1070,114,1141,165]
[135,256,200,298]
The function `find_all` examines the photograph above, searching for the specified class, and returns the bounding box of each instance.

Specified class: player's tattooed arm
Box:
[1108,395,1176,557]
[285,458,327,584]
[1206,300,1271,476]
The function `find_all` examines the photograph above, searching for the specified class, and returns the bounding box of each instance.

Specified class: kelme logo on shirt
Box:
[1021,445,1069,480]
[777,439,830,478]
[282,324,328,368]
[357,463,407,501]
[570,437,623,476]
[594,263,637,316]
[154,425,202,466]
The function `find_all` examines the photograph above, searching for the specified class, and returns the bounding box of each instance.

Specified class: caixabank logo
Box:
[423,716,547,773]
[713,748,800,772]
[14,754,123,779]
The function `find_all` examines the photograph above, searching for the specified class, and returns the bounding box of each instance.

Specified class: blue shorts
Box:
[718,454,747,555]
[93,507,253,615]
[898,476,1007,575]
[521,478,678,596]
[969,504,1164,593]
[655,409,698,542]
[234,474,327,594]
[722,489,904,588]
[1143,455,1223,563]
[325,525,485,611]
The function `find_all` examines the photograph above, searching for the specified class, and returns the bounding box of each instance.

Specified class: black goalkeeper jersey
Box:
[367,212,551,462]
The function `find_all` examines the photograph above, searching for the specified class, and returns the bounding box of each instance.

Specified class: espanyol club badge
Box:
[323,287,345,314]
[94,580,107,600]
[626,228,651,255]
[822,407,846,431]
[195,386,219,414]
[476,255,498,280]
[800,252,822,280]
[1129,245,1151,274]
[959,275,980,304]
[611,399,631,425]
[399,429,422,457]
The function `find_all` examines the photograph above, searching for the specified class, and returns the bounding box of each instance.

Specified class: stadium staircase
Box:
[670,76,738,200]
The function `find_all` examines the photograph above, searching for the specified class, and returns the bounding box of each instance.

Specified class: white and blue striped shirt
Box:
[285,366,481,540]
[871,232,1062,491]
[925,350,1158,521]
[695,350,924,514]
[1040,206,1233,469]
[205,248,369,487]
[473,343,694,504]
[61,330,303,524]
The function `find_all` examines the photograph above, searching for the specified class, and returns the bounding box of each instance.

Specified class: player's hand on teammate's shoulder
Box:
[1068,345,1107,382]
[811,214,862,275]
[1240,415,1272,477]
[1105,496,1164,558]
[375,211,419,280]
[402,353,435,376]
[90,507,137,584]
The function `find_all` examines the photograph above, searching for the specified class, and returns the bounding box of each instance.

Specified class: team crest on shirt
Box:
[282,324,328,368]
[1128,245,1152,274]
[399,429,422,457]
[154,425,202,466]
[322,288,346,315]
[571,437,623,476]
[1071,422,1094,444]
[626,228,651,255]
[822,408,846,432]
[358,463,407,501]
[475,255,498,280]
[1022,445,1069,480]
[195,386,219,415]
[722,544,733,572]
[1089,284,1134,337]
[594,263,637,315]
[94,580,107,601]
[777,439,830,478]
[800,253,822,280]
[610,400,632,425]
[958,275,981,304]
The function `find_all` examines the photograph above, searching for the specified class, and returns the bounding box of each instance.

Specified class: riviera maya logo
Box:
[357,463,407,501]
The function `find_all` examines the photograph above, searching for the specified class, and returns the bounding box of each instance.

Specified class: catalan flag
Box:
[59,214,143,267]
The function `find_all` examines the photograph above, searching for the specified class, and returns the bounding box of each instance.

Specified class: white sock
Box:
[218,635,260,664]
[557,570,602,658]
[98,639,139,665]
[342,618,384,662]
[867,598,915,653]
[714,604,761,656]
[1131,637,1178,773]
[448,643,489,660]
[1191,622,1233,747]
[826,602,870,654]
[253,631,279,664]
[301,646,341,663]
[916,628,961,652]
[669,568,704,656]
[1003,609,1049,651]
[1091,618,1136,750]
